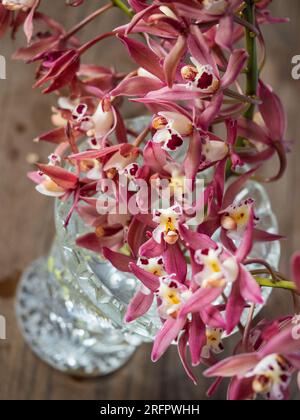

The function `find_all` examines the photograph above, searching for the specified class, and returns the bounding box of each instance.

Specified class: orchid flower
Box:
[201,327,225,359]
[152,112,193,152]
[29,161,78,198]
[75,98,115,143]
[205,320,300,400]
[220,198,259,241]
[137,256,166,277]
[156,275,192,319]
[152,205,182,245]
[7,0,297,400]
[194,246,239,289]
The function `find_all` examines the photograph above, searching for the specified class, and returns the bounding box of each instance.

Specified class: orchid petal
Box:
[227,377,254,401]
[111,76,163,97]
[198,93,223,131]
[253,228,284,243]
[179,224,217,250]
[127,217,147,258]
[180,287,222,317]
[163,243,187,283]
[215,15,233,52]
[204,353,260,378]
[188,26,218,72]
[235,207,254,262]
[237,117,271,146]
[238,266,264,304]
[125,290,154,323]
[139,237,165,258]
[151,317,186,362]
[118,35,165,82]
[221,49,248,89]
[164,35,187,88]
[103,248,133,273]
[37,164,78,190]
[226,281,245,334]
[259,80,286,141]
[199,306,226,329]
[143,141,168,173]
[260,324,300,357]
[129,262,160,292]
[189,314,206,367]
[222,166,259,208]
[178,329,198,385]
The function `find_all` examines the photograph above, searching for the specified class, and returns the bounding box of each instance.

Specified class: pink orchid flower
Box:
[201,166,283,248]
[29,162,78,198]
[201,327,225,359]
[237,80,288,180]
[205,320,300,400]
[151,111,193,152]
[193,209,264,333]
[33,48,80,94]
[72,98,115,144]
[194,246,239,289]
[152,205,183,245]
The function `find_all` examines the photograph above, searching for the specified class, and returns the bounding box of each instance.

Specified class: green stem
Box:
[254,276,299,294]
[243,0,259,120]
[112,0,134,17]
[233,0,258,155]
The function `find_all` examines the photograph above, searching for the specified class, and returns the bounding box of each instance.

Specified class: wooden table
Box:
[0,1,300,400]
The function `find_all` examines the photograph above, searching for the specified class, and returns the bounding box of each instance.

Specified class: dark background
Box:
[0,0,300,400]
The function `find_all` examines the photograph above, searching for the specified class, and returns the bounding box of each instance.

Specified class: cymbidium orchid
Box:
[194,246,239,289]
[205,319,300,400]
[152,112,193,152]
[152,205,182,245]
[7,0,299,400]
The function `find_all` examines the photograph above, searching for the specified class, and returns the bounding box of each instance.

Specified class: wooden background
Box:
[0,0,300,400]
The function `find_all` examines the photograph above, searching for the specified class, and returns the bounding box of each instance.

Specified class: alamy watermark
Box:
[95,175,205,226]
[291,55,300,80]
[0,55,6,80]
[292,314,300,340]
[0,315,6,340]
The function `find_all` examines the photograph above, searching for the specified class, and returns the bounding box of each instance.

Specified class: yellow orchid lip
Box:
[43,179,64,194]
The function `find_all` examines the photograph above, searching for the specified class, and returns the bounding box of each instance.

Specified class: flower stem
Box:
[112,0,134,17]
[61,2,114,42]
[254,276,299,295]
[233,0,258,153]
[243,0,259,120]
[78,31,115,55]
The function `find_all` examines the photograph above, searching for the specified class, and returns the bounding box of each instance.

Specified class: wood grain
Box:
[0,0,300,400]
